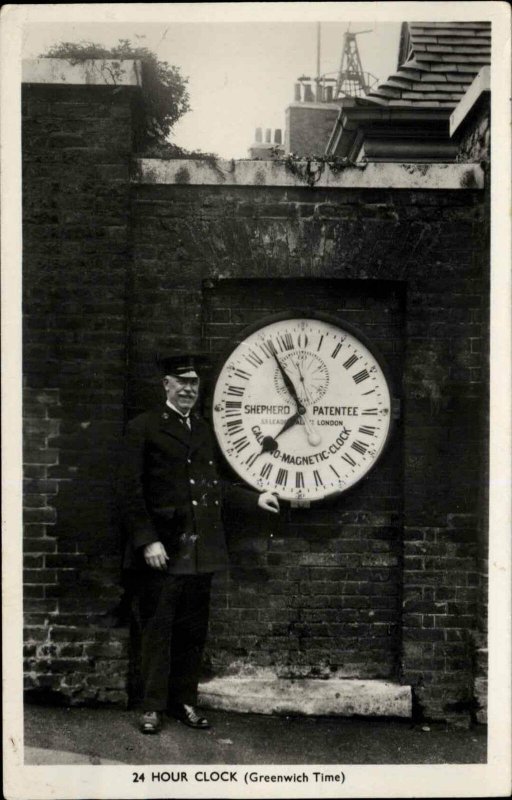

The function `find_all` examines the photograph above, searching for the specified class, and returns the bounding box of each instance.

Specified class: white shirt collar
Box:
[166,400,191,419]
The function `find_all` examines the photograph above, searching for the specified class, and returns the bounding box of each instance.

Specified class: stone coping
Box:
[133,158,484,190]
[22,58,142,87]
[286,102,342,111]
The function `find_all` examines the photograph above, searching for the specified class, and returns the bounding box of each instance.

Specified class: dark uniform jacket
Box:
[119,405,254,573]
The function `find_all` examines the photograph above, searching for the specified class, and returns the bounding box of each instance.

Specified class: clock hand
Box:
[295,360,313,405]
[255,356,311,460]
[258,435,278,455]
[293,360,320,443]
[256,410,302,457]
[274,409,302,439]
[273,353,304,412]
[302,412,322,447]
[272,357,321,445]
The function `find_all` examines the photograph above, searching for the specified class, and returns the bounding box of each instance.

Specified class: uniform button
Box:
[213,480,218,485]
[192,500,198,506]
[187,459,192,464]
[214,500,219,506]
[190,478,195,484]
[208,460,213,465]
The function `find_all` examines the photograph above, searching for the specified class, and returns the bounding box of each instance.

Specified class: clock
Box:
[211,313,395,503]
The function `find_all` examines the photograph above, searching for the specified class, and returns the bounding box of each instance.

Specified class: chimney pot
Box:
[294,83,301,102]
[265,128,272,143]
[255,127,262,143]
[304,84,314,102]
[274,129,282,145]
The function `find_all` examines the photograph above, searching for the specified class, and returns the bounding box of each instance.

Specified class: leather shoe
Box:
[169,703,211,729]
[139,710,162,734]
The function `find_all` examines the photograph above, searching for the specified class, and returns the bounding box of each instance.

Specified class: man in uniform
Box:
[119,351,279,734]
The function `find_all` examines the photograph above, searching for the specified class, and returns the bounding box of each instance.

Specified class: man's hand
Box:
[258,491,280,514]
[143,541,169,570]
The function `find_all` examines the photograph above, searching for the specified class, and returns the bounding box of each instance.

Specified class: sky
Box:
[23,19,401,159]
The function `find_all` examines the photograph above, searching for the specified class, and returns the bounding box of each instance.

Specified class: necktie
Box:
[179,415,191,431]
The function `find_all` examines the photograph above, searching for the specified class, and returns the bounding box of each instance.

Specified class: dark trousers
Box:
[138,572,213,711]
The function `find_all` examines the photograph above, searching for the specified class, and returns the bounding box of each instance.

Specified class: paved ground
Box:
[24,704,486,765]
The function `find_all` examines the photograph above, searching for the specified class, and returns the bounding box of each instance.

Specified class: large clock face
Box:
[212,315,393,502]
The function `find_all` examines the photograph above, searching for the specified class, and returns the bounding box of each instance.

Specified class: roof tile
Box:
[436,37,491,45]
[367,20,491,109]
[386,77,417,90]
[426,45,491,54]
[401,91,459,101]
[410,35,438,43]
[439,53,490,63]
[375,86,403,98]
[419,73,448,83]
[411,82,444,91]
[410,21,490,29]
[445,72,475,83]
[390,100,444,107]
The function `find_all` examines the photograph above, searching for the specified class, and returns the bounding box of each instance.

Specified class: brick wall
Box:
[22,76,489,721]
[129,182,488,719]
[285,104,340,156]
[22,83,136,703]
[202,278,404,679]
[455,97,490,723]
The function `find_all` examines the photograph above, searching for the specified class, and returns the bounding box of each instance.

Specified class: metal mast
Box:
[334,28,375,99]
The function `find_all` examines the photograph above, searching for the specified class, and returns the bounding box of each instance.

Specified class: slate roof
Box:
[366,21,491,108]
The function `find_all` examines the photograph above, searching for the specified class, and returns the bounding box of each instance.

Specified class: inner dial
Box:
[274,351,329,406]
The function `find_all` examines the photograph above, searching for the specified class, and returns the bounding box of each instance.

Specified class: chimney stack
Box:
[304,83,314,102]
[248,127,285,159]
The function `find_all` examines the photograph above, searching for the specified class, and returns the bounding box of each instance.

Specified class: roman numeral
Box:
[358,425,376,437]
[227,385,245,397]
[341,452,357,467]
[343,354,359,369]
[245,349,263,367]
[224,400,242,418]
[317,335,324,352]
[330,465,340,478]
[277,333,294,351]
[226,418,244,435]
[259,339,277,358]
[361,389,375,396]
[245,452,259,467]
[331,342,342,359]
[351,440,368,455]
[276,468,288,487]
[362,408,378,416]
[353,369,370,384]
[233,367,251,380]
[232,436,250,453]
[295,471,304,489]
[313,469,323,487]
[260,463,273,480]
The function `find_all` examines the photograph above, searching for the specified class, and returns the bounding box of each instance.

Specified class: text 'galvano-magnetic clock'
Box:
[212,313,394,504]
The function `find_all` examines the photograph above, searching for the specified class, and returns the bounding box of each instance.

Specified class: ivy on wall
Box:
[41,39,190,149]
